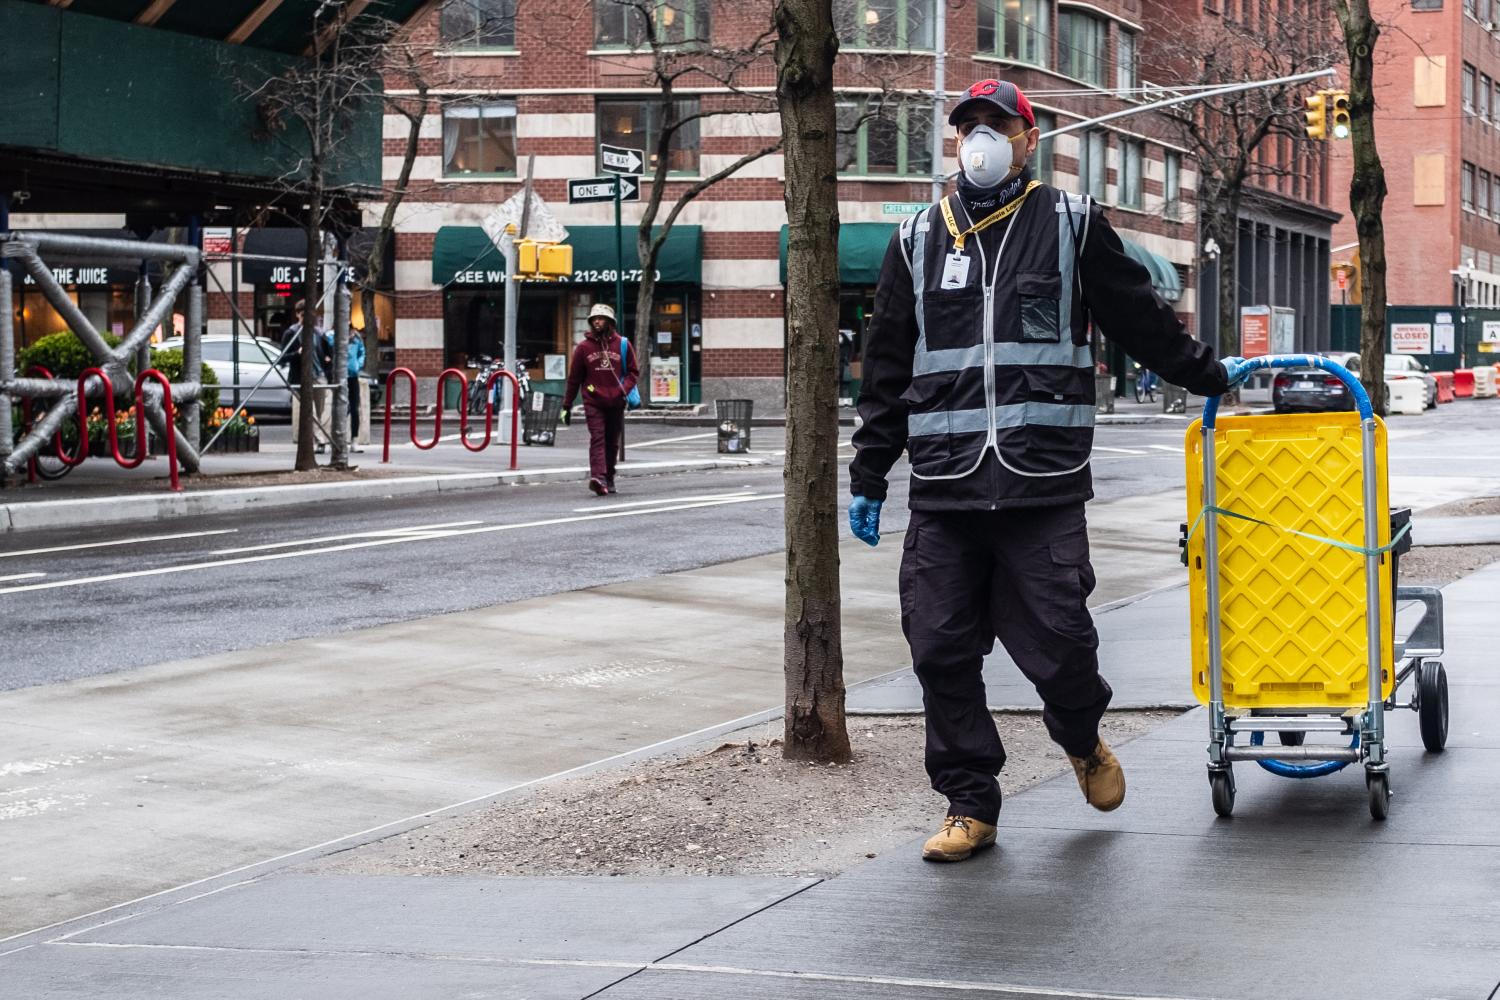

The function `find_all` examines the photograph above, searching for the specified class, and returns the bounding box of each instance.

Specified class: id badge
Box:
[940,251,970,289]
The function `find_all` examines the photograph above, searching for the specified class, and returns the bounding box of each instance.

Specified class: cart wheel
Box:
[1277,731,1306,747]
[1209,769,1235,818]
[1367,771,1391,821]
[1418,660,1449,753]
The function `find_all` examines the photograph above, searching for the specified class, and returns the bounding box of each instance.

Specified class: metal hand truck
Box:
[1185,355,1448,820]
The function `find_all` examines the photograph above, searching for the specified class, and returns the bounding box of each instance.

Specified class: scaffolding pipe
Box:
[7,244,117,362]
[0,267,12,478]
[185,279,204,451]
[331,269,351,468]
[7,231,201,265]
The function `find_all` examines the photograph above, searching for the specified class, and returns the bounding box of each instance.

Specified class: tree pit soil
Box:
[311,710,1178,880]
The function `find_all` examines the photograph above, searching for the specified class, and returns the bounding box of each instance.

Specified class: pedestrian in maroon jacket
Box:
[561,303,639,495]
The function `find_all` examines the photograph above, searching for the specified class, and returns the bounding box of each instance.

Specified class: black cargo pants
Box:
[899,503,1112,824]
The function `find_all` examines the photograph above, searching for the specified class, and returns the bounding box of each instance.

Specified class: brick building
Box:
[1137,0,1340,355]
[372,0,1207,406]
[1327,0,1500,309]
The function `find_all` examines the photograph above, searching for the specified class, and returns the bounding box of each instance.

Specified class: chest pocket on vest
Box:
[922,285,981,351]
[1017,270,1062,344]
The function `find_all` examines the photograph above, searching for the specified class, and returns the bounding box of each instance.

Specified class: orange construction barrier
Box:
[1434,370,1455,404]
[1453,369,1475,397]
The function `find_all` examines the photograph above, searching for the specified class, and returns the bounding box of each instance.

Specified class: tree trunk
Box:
[776,0,849,764]
[1202,193,1241,360]
[1335,0,1388,415]
[296,189,323,472]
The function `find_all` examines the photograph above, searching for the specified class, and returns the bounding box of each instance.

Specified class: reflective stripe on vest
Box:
[909,402,1097,437]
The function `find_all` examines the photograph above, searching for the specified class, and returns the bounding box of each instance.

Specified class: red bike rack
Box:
[381,366,520,469]
[20,366,181,490]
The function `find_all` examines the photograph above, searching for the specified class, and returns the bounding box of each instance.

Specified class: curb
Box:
[0,456,768,534]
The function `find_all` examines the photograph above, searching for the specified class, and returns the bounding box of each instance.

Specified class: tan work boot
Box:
[921,815,997,862]
[1069,740,1126,811]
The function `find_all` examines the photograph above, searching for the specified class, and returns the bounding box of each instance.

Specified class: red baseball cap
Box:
[949,79,1036,129]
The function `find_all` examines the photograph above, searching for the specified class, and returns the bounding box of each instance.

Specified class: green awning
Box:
[1120,238,1183,303]
[431,225,703,287]
[778,223,899,286]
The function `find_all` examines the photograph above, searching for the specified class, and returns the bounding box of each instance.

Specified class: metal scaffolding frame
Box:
[0,231,205,481]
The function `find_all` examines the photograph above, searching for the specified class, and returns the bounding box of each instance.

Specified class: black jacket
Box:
[850,183,1228,511]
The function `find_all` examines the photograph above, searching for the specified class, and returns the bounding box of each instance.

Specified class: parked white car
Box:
[160,335,293,416]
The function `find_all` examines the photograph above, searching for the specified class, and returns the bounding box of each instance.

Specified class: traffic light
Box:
[1304,91,1327,140]
[515,240,574,278]
[1329,90,1351,139]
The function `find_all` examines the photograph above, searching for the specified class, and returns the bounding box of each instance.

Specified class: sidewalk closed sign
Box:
[1391,323,1432,354]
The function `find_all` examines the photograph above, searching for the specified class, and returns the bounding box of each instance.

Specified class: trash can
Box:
[522,391,564,446]
[1163,384,1188,414]
[716,398,753,453]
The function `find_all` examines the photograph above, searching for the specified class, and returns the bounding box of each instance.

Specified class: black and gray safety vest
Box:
[897,185,1095,482]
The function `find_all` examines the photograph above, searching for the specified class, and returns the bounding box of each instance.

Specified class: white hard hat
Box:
[588,303,616,322]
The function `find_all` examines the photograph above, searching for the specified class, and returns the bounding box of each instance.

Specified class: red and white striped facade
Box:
[372,0,1204,405]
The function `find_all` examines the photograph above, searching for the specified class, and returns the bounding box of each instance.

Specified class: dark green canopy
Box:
[778,223,898,286]
[432,226,705,287]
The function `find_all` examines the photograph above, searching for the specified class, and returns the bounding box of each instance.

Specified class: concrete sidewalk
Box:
[6,562,1493,997]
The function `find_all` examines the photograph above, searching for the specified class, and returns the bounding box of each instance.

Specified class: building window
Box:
[595,0,710,48]
[1116,30,1138,92]
[1482,169,1492,216]
[1464,63,1476,111]
[1465,0,1476,14]
[442,101,518,176]
[1483,75,1494,119]
[1411,0,1441,7]
[977,0,1048,66]
[439,0,516,47]
[1079,130,1108,200]
[1057,11,1107,86]
[835,97,934,176]
[1164,151,1182,218]
[597,97,700,174]
[1491,174,1500,216]
[835,0,935,50]
[1120,140,1144,208]
[1033,110,1056,184]
[1462,161,1476,211]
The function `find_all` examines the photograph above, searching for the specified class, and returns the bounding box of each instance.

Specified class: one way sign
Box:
[600,143,645,174]
[568,175,640,204]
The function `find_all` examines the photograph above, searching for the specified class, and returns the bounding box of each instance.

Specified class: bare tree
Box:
[1145,12,1341,360]
[1334,0,1388,414]
[776,0,850,763]
[241,5,393,470]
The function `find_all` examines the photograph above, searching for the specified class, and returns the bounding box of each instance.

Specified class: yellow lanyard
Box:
[940,181,1041,252]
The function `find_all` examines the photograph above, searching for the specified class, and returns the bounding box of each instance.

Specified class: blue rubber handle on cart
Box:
[1203,355,1373,429]
[1249,730,1358,779]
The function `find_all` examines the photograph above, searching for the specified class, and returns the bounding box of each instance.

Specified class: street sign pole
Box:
[614,175,625,333]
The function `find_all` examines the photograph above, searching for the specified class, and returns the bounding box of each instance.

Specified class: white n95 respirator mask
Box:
[959,125,1027,188]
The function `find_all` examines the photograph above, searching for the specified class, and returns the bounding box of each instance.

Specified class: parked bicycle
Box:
[466,356,532,414]
[1133,363,1159,404]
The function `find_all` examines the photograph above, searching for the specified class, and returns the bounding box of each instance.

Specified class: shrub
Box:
[14,332,219,417]
[149,346,220,414]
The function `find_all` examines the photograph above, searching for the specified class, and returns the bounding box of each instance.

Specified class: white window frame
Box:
[442,101,519,177]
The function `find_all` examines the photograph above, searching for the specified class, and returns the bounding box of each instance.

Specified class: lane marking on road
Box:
[1092,446,1148,455]
[208,521,485,556]
[0,572,45,583]
[571,490,754,513]
[0,495,786,597]
[628,431,719,448]
[0,529,239,561]
[1147,444,1185,453]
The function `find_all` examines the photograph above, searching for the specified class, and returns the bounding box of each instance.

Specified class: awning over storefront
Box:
[430,225,704,287]
[1120,238,1183,303]
[778,223,897,286]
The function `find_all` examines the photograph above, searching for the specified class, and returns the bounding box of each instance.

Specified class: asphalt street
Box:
[4,401,1498,689]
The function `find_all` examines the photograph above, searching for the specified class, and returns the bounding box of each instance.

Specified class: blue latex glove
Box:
[1220,356,1253,387]
[849,496,883,547]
